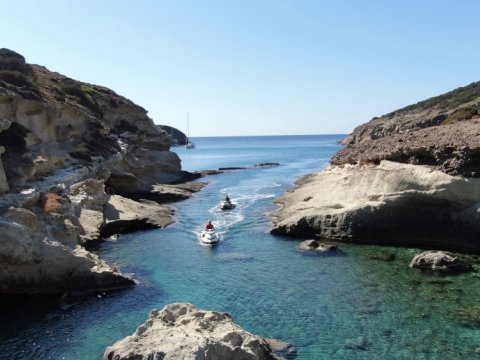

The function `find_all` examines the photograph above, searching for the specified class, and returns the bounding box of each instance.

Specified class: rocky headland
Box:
[271,81,480,251]
[0,49,203,295]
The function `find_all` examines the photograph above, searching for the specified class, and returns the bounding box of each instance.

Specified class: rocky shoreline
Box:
[0,49,206,296]
[271,81,480,252]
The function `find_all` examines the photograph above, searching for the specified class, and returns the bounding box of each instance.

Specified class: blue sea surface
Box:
[1,135,480,359]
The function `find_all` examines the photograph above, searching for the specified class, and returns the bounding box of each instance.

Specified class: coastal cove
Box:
[2,135,480,359]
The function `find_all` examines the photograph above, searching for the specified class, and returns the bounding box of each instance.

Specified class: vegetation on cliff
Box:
[334,81,480,177]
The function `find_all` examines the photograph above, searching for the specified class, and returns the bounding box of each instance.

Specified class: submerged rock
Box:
[344,336,369,351]
[409,250,474,274]
[298,239,338,253]
[104,303,282,360]
[453,305,480,328]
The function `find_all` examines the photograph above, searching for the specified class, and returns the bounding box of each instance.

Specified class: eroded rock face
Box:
[101,194,175,238]
[0,51,184,192]
[0,49,191,295]
[0,207,133,294]
[104,303,279,360]
[271,161,480,251]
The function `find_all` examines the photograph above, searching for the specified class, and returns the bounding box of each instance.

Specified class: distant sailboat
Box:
[185,112,195,149]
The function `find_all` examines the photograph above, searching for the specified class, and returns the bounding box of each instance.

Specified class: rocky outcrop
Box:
[0,49,198,295]
[157,124,187,145]
[298,240,338,253]
[271,161,480,251]
[333,81,480,178]
[104,303,281,360]
[340,81,480,146]
[0,206,133,294]
[409,250,474,274]
[101,194,175,238]
[272,81,480,251]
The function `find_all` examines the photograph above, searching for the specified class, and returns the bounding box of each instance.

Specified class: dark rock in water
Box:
[368,252,396,261]
[254,162,280,167]
[298,239,338,253]
[194,169,224,177]
[409,250,474,275]
[218,166,247,170]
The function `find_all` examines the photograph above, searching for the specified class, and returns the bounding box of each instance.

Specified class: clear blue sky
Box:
[2,0,479,136]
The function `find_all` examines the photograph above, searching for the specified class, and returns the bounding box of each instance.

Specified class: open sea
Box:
[2,134,480,359]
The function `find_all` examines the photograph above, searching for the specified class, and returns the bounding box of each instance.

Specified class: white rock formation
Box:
[271,161,480,250]
[409,250,473,274]
[104,303,278,360]
[101,194,174,237]
[0,207,133,294]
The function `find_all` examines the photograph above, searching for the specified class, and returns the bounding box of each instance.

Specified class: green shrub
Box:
[61,80,84,97]
[0,70,34,87]
[0,48,31,74]
[443,106,478,125]
[60,79,102,115]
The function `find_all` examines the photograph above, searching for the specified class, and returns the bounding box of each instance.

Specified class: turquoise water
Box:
[2,135,480,359]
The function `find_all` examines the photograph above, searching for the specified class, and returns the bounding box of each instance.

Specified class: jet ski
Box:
[200,229,219,245]
[220,201,236,211]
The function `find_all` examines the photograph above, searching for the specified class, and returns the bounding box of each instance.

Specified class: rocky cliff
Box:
[157,124,188,145]
[0,49,199,295]
[271,81,480,251]
[333,81,480,177]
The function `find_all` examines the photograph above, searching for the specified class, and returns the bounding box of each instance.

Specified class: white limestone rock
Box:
[101,194,174,237]
[104,303,279,360]
[409,250,473,274]
[0,211,133,294]
[271,161,480,250]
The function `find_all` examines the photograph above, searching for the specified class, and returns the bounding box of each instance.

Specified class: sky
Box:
[2,0,479,137]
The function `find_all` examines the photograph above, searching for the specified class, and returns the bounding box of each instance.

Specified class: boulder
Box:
[298,240,338,252]
[104,303,280,360]
[409,250,473,274]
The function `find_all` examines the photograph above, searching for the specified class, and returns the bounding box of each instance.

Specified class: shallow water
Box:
[2,135,480,359]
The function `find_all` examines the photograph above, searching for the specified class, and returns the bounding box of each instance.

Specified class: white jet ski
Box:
[200,229,219,245]
[220,201,236,211]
